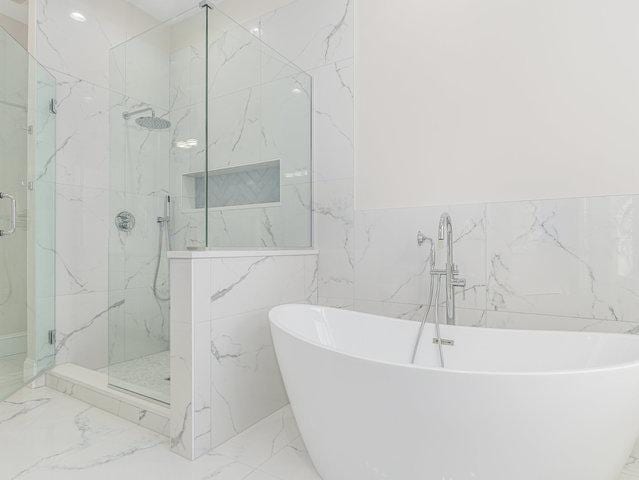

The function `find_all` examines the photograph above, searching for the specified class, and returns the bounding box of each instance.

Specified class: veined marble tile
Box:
[0,387,255,480]
[487,196,639,322]
[315,179,354,300]
[121,287,170,361]
[210,256,308,319]
[35,0,156,89]
[210,308,289,447]
[354,204,487,310]
[260,72,312,185]
[213,405,300,468]
[55,184,109,296]
[55,291,113,370]
[170,39,206,112]
[260,0,354,74]
[312,58,354,183]
[170,321,194,459]
[54,74,112,190]
[260,437,321,480]
[209,86,261,170]
[5,387,633,480]
[208,20,261,99]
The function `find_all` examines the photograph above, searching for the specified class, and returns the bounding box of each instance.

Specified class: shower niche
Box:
[182,160,281,211]
[107,4,312,404]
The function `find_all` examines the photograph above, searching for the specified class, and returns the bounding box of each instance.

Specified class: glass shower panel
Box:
[0,26,56,400]
[31,54,57,374]
[207,8,313,248]
[108,7,206,404]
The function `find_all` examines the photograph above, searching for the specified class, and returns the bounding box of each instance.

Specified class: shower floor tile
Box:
[102,351,170,403]
[1,384,637,480]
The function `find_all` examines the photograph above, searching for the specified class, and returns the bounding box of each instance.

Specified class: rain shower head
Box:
[135,115,171,130]
[123,106,171,130]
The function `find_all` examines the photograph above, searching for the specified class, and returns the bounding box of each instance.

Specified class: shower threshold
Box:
[46,363,170,436]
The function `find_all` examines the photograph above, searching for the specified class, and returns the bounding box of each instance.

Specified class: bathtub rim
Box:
[269,304,639,377]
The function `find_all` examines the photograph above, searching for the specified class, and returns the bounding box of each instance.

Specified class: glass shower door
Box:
[0,27,56,401]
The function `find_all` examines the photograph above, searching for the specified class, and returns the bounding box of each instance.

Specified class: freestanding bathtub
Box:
[270,304,639,480]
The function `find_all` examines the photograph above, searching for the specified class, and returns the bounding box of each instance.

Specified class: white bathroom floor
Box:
[0,385,319,480]
[1,384,638,480]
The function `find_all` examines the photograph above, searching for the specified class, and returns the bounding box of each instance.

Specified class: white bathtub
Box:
[270,304,639,480]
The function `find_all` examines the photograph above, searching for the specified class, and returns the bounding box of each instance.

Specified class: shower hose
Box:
[410,268,445,367]
[152,216,171,302]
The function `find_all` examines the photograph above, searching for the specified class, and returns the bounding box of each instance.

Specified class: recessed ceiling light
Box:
[250,27,261,36]
[70,11,87,22]
[291,87,302,95]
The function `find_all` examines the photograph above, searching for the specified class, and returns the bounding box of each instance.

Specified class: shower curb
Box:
[45,363,170,436]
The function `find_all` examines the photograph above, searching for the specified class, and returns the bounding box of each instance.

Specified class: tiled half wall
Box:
[168,250,318,460]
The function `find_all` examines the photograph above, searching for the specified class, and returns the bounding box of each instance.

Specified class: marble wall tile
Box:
[194,321,212,458]
[260,0,354,75]
[122,287,169,360]
[55,184,109,296]
[35,0,156,89]
[260,72,313,182]
[210,256,307,319]
[209,87,261,170]
[210,307,289,447]
[207,254,316,448]
[170,321,194,458]
[170,41,206,112]
[354,204,487,310]
[315,179,354,301]
[311,59,354,183]
[304,255,319,303]
[208,21,261,99]
[170,258,213,459]
[347,195,639,336]
[55,291,114,370]
[487,196,639,323]
[54,74,111,191]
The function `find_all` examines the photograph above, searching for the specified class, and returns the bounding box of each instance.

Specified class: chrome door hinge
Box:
[49,99,57,115]
[48,329,56,345]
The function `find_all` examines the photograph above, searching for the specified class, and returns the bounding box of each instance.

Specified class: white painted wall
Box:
[355,0,639,210]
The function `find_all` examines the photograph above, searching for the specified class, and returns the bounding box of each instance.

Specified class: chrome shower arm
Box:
[123,106,154,120]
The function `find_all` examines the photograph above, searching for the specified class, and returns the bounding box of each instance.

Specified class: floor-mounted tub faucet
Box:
[430,213,466,325]
[412,213,467,366]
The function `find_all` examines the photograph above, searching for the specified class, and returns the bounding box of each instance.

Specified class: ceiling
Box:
[126,0,202,22]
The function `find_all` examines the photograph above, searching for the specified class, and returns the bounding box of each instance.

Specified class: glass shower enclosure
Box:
[108,4,312,404]
[0,27,57,401]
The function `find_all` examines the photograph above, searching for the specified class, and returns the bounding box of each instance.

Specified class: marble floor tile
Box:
[2,384,637,480]
[0,386,314,480]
